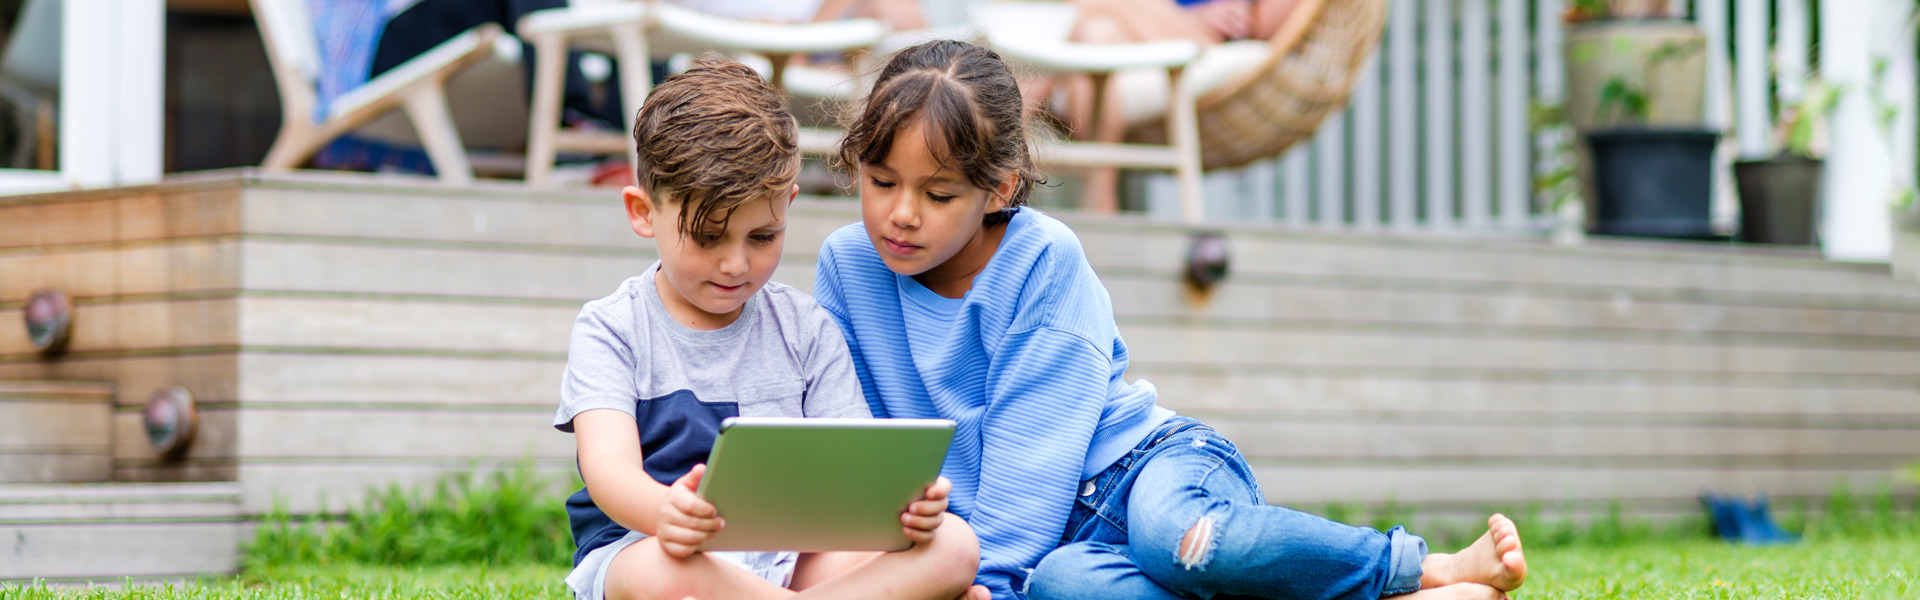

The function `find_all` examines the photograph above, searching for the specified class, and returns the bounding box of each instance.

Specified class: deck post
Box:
[1821,0,1914,261]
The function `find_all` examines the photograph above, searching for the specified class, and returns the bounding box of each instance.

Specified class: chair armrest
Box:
[990,37,1200,74]
[328,23,501,121]
[975,1,1198,73]
[518,2,651,37]
[653,3,885,54]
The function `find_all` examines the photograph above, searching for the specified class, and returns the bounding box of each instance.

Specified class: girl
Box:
[813,40,1528,600]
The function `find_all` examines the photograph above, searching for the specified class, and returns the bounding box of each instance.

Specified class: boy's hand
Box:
[656,464,722,558]
[902,476,952,545]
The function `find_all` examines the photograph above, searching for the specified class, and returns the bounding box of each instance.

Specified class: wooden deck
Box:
[4,170,1919,532]
[0,482,244,581]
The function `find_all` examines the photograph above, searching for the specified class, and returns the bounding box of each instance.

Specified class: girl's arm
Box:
[972,327,1110,597]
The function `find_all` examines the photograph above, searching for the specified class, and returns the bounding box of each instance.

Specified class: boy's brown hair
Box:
[632,56,799,239]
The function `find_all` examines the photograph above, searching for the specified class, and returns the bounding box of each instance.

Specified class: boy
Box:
[552,58,982,600]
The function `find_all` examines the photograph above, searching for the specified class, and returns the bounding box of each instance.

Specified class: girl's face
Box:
[859,118,1011,298]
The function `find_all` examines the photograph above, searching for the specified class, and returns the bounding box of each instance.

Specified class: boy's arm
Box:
[573,409,672,536]
[561,302,720,554]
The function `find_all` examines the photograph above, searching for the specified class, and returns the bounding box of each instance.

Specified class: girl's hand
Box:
[656,464,723,558]
[902,476,952,544]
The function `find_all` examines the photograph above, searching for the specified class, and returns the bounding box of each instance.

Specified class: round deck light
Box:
[23,289,73,355]
[1184,232,1230,291]
[143,386,198,459]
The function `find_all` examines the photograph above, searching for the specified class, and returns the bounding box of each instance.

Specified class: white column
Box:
[1497,0,1529,229]
[1282,146,1310,226]
[61,0,113,187]
[1460,0,1490,229]
[1424,0,1455,229]
[1352,55,1382,231]
[1246,160,1277,223]
[60,0,164,188]
[1387,0,1418,231]
[1315,112,1347,229]
[1698,0,1730,130]
[1776,0,1810,103]
[1536,0,1565,229]
[1735,0,1771,158]
[1821,0,1913,261]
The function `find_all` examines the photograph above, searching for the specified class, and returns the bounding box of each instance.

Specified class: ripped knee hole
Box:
[1178,514,1215,570]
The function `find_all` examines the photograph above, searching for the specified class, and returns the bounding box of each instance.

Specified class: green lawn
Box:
[5,466,1912,599]
[1521,536,1919,600]
[5,536,1917,599]
[0,564,571,600]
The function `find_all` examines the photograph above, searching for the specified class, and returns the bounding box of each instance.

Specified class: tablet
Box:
[695,417,955,552]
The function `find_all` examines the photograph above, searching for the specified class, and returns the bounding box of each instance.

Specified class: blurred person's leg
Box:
[811,0,927,31]
[371,0,624,128]
[1249,0,1301,41]
[1063,0,1224,212]
[1070,0,1224,45]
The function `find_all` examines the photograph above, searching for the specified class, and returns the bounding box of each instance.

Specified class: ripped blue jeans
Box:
[1025,416,1428,600]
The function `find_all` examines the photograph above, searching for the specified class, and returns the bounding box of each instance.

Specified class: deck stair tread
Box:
[1,381,115,484]
[2,169,1918,545]
[0,482,243,581]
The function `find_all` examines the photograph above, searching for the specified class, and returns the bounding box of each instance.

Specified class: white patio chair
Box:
[250,0,500,184]
[516,0,887,186]
[975,1,1206,223]
[1,0,60,170]
[976,0,1389,223]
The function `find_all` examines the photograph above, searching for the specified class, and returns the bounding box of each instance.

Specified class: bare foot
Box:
[1422,514,1527,592]
[1396,582,1507,600]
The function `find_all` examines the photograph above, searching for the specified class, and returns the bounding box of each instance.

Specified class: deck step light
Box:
[23,289,72,356]
[143,386,198,460]
[1184,232,1230,292]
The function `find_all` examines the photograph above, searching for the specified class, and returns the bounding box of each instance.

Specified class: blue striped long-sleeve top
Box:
[813,209,1174,599]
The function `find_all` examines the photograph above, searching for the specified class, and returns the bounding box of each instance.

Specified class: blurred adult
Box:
[1046,0,1299,211]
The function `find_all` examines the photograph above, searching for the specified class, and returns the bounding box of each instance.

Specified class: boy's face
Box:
[626,185,795,330]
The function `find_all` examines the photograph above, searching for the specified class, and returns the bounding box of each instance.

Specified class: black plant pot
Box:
[1584,127,1720,239]
[1732,157,1823,245]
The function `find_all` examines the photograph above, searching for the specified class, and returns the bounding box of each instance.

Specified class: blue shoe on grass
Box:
[1701,491,1799,545]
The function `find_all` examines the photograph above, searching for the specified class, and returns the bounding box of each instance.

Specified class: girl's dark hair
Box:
[837,40,1040,224]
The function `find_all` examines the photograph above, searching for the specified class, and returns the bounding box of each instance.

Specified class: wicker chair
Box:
[1128,0,1389,170]
[982,0,1387,220]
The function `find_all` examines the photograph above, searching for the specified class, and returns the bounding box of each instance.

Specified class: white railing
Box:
[1141,0,1905,246]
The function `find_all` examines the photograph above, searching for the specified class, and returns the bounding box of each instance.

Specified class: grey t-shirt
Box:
[555,261,872,564]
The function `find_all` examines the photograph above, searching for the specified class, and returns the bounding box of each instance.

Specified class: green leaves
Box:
[1782,79,1843,158]
[1597,76,1651,122]
[244,459,575,569]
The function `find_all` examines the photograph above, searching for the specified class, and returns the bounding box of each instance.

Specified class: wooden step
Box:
[1244,463,1918,507]
[0,482,242,582]
[0,381,114,484]
[10,171,1920,523]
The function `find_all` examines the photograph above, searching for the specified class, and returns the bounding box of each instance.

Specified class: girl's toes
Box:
[1496,533,1520,554]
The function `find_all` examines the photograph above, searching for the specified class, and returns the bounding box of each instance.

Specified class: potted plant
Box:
[1893,195,1920,281]
[1562,1,1708,130]
[1563,1,1718,239]
[1733,80,1839,246]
